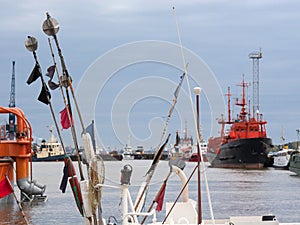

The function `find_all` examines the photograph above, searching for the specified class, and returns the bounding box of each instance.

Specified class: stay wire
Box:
[171,4,215,224]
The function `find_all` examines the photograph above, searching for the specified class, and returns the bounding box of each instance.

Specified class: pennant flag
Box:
[46,65,59,90]
[0,177,13,198]
[38,84,51,105]
[60,105,73,129]
[86,122,96,151]
[175,130,180,146]
[173,72,186,98]
[155,183,166,212]
[46,65,55,78]
[27,64,42,85]
[146,133,171,175]
[59,157,75,193]
[48,80,59,90]
[59,160,69,193]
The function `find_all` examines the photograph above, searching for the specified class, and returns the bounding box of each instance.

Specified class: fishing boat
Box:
[97,151,123,161]
[173,129,208,162]
[207,77,273,169]
[122,146,134,160]
[21,12,300,225]
[188,142,208,162]
[32,127,65,162]
[273,146,297,169]
[129,147,169,160]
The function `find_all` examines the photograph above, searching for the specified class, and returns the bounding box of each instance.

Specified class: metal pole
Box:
[194,87,202,225]
[42,13,85,180]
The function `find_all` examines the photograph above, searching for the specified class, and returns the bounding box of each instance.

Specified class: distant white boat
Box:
[32,127,65,161]
[123,144,134,160]
[273,147,297,169]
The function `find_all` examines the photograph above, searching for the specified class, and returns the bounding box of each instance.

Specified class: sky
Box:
[1,0,300,150]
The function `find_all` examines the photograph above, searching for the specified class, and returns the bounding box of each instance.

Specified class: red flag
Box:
[155,183,166,212]
[60,105,73,129]
[0,177,13,198]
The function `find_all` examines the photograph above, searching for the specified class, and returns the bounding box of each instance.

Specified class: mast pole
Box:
[225,87,231,123]
[194,87,202,225]
[42,12,85,180]
[25,36,67,155]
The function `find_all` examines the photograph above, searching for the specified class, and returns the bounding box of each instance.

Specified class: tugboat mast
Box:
[225,86,231,123]
[236,75,249,121]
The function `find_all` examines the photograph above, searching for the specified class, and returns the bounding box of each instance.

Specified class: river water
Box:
[1,160,300,224]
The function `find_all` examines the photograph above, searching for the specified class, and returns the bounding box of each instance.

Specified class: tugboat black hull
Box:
[207,137,272,169]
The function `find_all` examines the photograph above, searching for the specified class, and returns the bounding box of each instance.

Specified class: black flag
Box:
[48,80,59,90]
[46,65,59,90]
[146,133,171,175]
[59,159,69,193]
[173,72,186,98]
[38,84,51,105]
[27,64,42,85]
[46,65,55,78]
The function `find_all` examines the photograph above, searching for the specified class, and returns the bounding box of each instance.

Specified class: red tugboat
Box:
[207,77,272,169]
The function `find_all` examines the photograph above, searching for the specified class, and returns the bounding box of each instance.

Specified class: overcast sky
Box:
[1,0,300,149]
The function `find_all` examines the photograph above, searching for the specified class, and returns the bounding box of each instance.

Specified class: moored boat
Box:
[207,76,273,169]
[273,146,297,169]
[188,142,208,162]
[289,151,300,176]
[32,127,65,162]
[173,129,207,162]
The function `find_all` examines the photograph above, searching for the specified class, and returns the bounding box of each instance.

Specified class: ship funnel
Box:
[17,178,46,196]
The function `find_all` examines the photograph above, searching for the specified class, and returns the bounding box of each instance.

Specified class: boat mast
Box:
[235,75,249,121]
[184,120,188,140]
[218,86,232,137]
[225,86,231,123]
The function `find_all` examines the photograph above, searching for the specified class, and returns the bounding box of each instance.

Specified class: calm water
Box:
[1,160,300,224]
